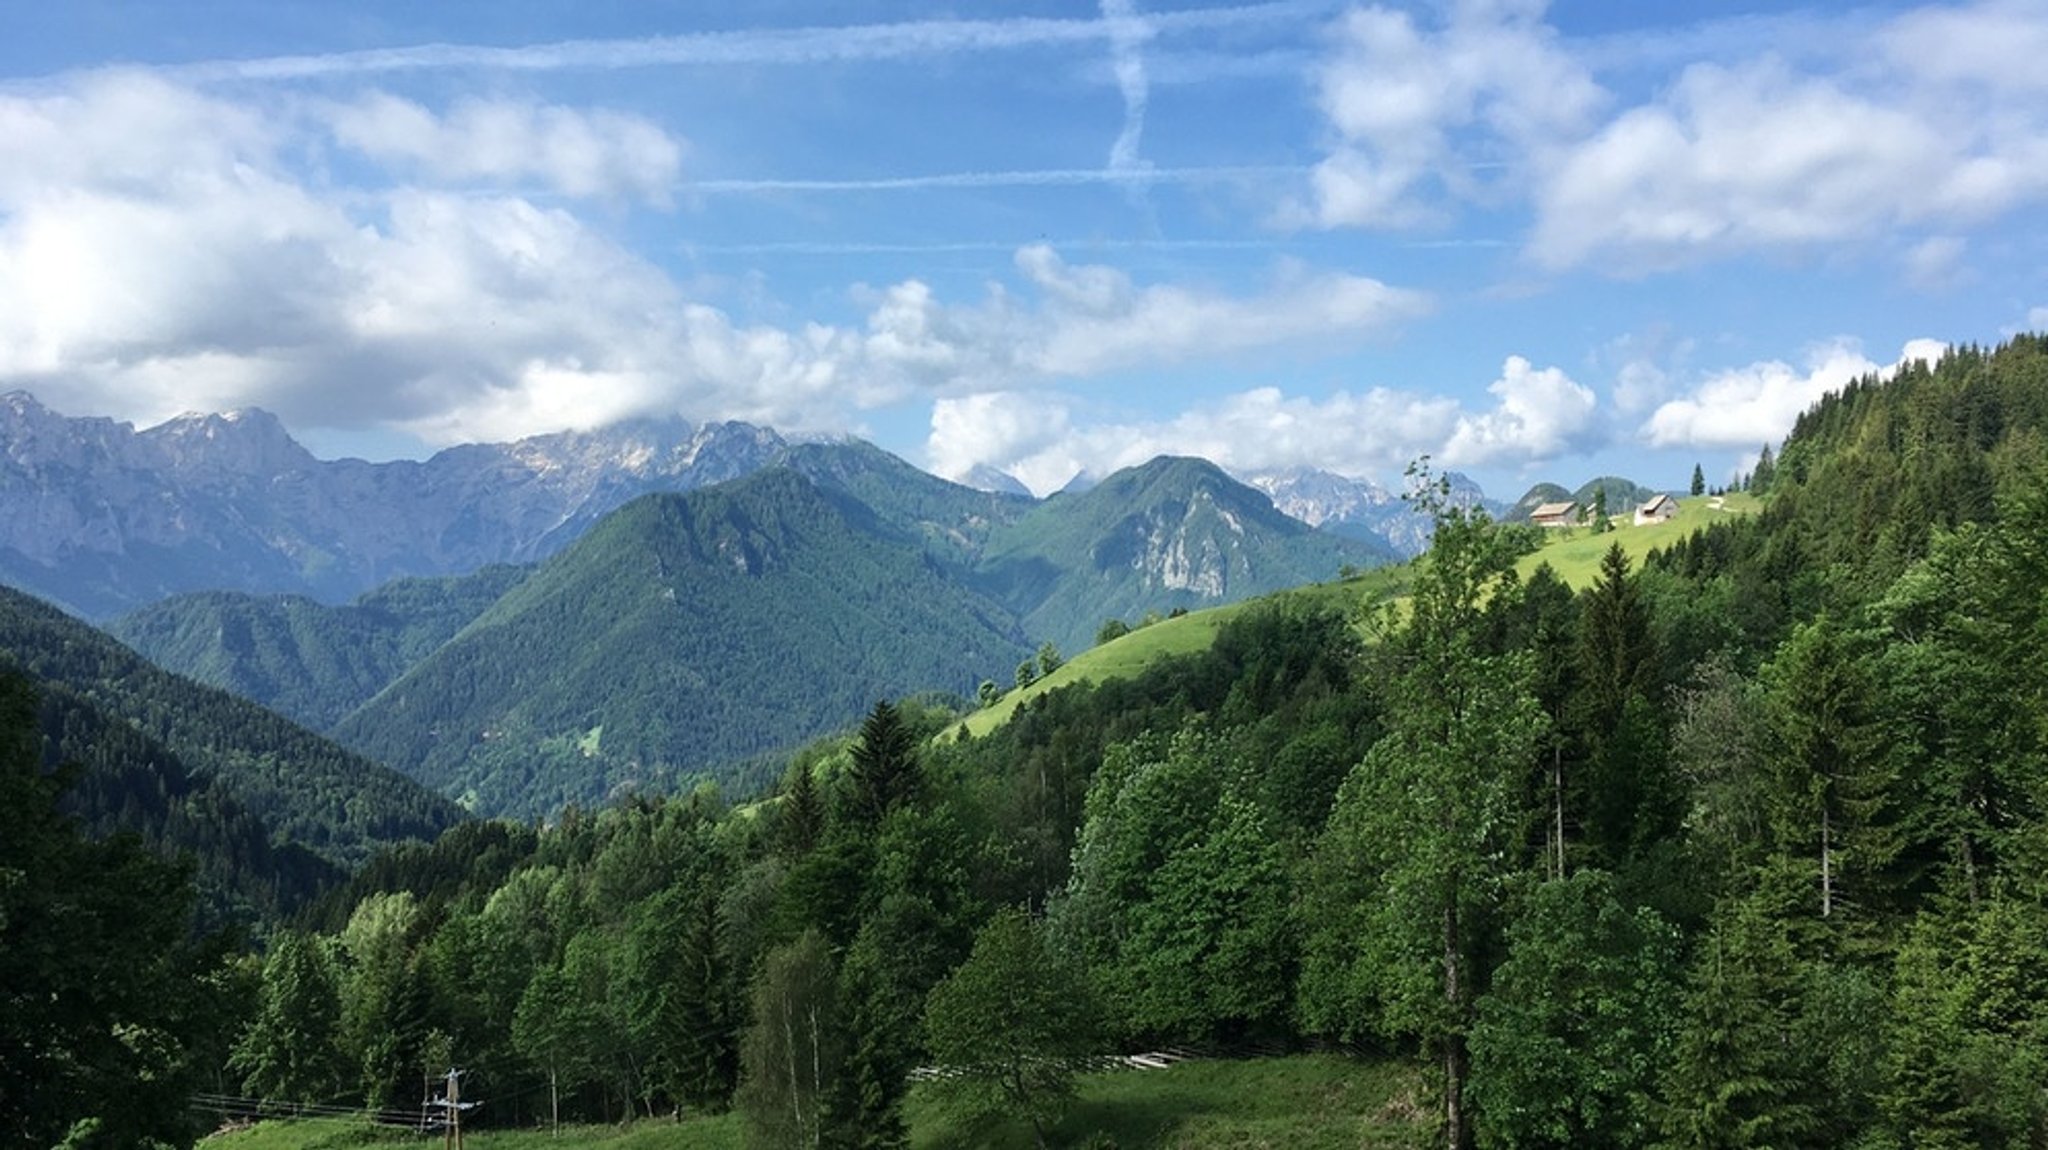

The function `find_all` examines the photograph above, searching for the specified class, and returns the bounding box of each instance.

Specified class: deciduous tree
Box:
[925,909,1099,1150]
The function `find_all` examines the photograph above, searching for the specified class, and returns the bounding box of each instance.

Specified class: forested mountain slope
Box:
[779,438,1037,565]
[35,675,345,925]
[0,586,461,867]
[114,450,1384,820]
[196,336,2048,1150]
[110,567,527,731]
[332,467,1035,818]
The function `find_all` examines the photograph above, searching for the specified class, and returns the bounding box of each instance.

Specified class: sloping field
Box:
[201,1054,1424,1150]
[953,494,1754,738]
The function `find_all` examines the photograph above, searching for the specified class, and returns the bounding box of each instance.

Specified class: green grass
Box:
[950,611,1227,739]
[199,1112,742,1149]
[948,495,1757,742]
[947,564,1414,741]
[912,1054,1427,1149]
[203,1056,1426,1150]
[1514,493,1757,587]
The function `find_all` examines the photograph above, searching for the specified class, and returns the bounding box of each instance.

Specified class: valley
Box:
[11,338,2048,1150]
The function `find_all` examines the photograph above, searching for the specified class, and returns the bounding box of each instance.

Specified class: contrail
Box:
[690,165,1305,194]
[687,238,1309,255]
[166,0,1340,82]
[1102,0,1153,188]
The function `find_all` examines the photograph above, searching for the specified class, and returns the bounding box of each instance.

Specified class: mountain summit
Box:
[0,396,789,616]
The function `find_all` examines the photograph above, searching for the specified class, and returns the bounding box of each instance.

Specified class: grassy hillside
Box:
[199,1055,1424,1150]
[1510,491,1757,584]
[956,494,1755,737]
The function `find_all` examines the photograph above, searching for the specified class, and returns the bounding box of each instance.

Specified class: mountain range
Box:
[0,391,787,617]
[0,392,1477,620]
[1243,467,1499,554]
[0,391,1580,821]
[103,439,1394,818]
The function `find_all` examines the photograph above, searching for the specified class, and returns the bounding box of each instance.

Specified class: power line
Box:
[192,1096,425,1122]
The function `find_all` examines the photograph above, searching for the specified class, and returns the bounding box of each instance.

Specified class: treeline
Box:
[14,336,2048,1148]
[230,337,2048,1149]
[0,585,462,870]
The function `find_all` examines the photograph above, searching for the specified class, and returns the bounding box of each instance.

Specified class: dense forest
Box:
[8,336,2048,1149]
[115,450,1386,821]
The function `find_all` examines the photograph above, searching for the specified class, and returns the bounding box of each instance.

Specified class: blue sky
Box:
[1,1,2042,498]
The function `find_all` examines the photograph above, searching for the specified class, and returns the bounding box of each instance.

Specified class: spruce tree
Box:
[1570,545,1670,870]
[1691,463,1706,496]
[1752,444,1776,494]
[848,700,919,827]
[779,761,824,859]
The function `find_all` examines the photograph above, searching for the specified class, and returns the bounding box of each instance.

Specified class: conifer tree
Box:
[1659,868,1823,1149]
[1571,545,1671,870]
[1763,618,1903,920]
[779,761,824,859]
[1691,463,1706,496]
[848,700,919,827]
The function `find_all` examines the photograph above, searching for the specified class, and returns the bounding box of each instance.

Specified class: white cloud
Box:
[1903,235,1968,291]
[1641,339,1945,450]
[1304,0,1602,228]
[928,385,1463,495]
[1527,60,2019,270]
[839,245,1429,405]
[325,93,683,205]
[927,354,1595,495]
[1598,327,1696,416]
[1298,1,2048,271]
[2026,306,2048,331]
[1898,338,1948,370]
[0,71,1428,450]
[1011,245,1429,377]
[926,392,1083,495]
[1100,0,1154,187]
[1439,356,1597,466]
[1878,0,2048,94]
[1525,1,2048,270]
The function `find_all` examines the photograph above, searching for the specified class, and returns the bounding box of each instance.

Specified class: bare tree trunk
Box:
[783,1008,805,1147]
[1962,833,1980,907]
[1552,744,1566,880]
[1443,903,1470,1150]
[808,1005,824,1150]
[1820,803,1833,917]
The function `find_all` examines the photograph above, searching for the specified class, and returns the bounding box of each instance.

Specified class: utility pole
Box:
[432,1068,471,1150]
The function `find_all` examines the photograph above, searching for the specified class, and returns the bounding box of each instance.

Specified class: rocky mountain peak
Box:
[142,406,314,476]
[1242,467,1396,527]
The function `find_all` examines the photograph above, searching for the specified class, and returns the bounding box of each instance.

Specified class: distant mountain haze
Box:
[0,391,1497,619]
[6,392,1671,820]
[0,391,786,617]
[113,450,1397,818]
